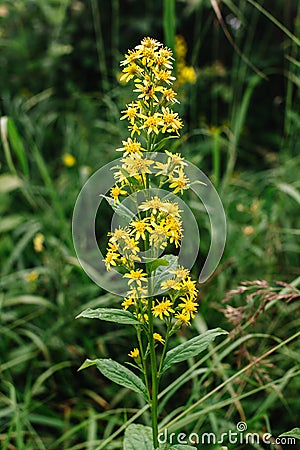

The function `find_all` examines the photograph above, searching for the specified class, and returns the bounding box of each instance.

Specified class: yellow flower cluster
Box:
[104,196,183,273]
[103,37,199,348]
[175,35,197,86]
[122,264,199,328]
[120,37,183,137]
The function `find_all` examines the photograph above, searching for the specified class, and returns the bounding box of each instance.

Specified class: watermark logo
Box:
[158,422,297,446]
[72,153,226,296]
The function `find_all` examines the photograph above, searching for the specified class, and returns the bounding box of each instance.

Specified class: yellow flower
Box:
[120,102,141,124]
[165,150,187,168]
[121,297,135,310]
[128,123,142,137]
[120,48,142,66]
[152,298,175,320]
[128,348,140,358]
[178,297,198,319]
[169,168,190,194]
[153,333,165,344]
[120,62,141,83]
[33,233,44,252]
[116,138,145,156]
[25,271,39,282]
[124,269,147,287]
[181,66,197,84]
[62,153,76,167]
[181,277,198,298]
[149,222,168,249]
[121,154,154,177]
[139,196,165,215]
[109,226,130,243]
[124,237,140,255]
[134,80,161,102]
[130,218,152,241]
[160,278,181,291]
[164,215,182,247]
[161,107,183,134]
[153,69,176,85]
[160,200,182,218]
[162,88,179,104]
[155,47,174,69]
[110,185,127,204]
[170,266,190,281]
[104,251,120,271]
[140,113,163,135]
[175,311,191,326]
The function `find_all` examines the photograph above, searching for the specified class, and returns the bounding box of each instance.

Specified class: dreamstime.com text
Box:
[158,422,296,446]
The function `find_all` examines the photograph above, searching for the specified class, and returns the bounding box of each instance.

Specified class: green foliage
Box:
[161,328,228,374]
[76,307,141,325]
[79,359,148,401]
[279,428,300,440]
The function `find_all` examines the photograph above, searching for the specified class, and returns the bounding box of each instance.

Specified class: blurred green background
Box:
[0,1,299,449]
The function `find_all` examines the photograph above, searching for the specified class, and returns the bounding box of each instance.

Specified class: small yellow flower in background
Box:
[175,35,197,87]
[25,271,39,283]
[153,333,165,344]
[180,66,197,84]
[243,225,254,236]
[62,153,76,167]
[128,348,140,359]
[33,233,44,252]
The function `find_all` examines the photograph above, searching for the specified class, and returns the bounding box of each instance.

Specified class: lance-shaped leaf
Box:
[76,307,140,325]
[124,424,153,450]
[161,328,228,374]
[279,428,300,440]
[79,358,148,401]
[101,194,135,221]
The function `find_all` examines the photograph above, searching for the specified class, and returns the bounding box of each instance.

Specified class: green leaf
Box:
[76,307,140,325]
[148,258,169,274]
[124,424,153,450]
[78,358,148,401]
[0,117,29,176]
[161,328,228,374]
[152,135,177,152]
[279,428,300,440]
[101,194,135,221]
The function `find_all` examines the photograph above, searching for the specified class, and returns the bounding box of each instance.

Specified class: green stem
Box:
[212,130,220,188]
[137,326,151,402]
[147,297,159,448]
[157,321,172,377]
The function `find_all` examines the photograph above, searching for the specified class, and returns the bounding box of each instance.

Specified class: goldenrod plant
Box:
[77,37,227,449]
